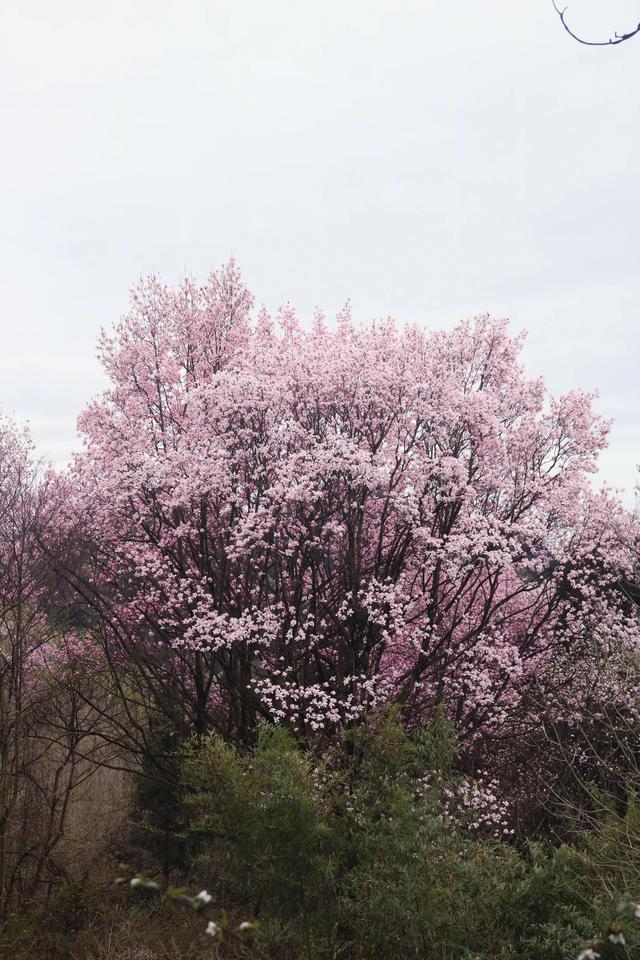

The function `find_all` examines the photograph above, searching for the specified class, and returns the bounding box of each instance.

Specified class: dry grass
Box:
[59,763,133,883]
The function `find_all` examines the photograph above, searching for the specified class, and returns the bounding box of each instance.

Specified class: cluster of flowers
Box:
[417,770,512,839]
[251,668,393,732]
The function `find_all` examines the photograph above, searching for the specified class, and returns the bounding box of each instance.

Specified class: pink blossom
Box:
[66,262,639,745]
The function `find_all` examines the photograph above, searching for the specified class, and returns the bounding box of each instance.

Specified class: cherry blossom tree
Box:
[65,260,639,751]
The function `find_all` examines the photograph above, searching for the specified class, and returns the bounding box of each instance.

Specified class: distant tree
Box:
[0,419,109,922]
[553,1,640,46]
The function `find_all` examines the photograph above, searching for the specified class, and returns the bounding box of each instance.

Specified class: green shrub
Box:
[182,723,336,954]
[175,711,640,959]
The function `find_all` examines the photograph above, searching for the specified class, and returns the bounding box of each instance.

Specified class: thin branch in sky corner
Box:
[553,0,640,45]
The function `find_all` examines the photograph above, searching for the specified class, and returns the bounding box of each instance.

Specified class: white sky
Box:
[0,0,638,503]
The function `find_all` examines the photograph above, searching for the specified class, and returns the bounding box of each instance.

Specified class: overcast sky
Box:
[1,0,638,502]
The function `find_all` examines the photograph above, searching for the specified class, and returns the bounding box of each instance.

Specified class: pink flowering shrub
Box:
[67,260,638,749]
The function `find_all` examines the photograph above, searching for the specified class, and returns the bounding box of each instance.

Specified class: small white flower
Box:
[635,903,640,919]
[608,932,626,945]
[195,889,212,904]
[206,920,220,938]
[129,877,143,888]
[577,950,600,960]
[239,921,254,932]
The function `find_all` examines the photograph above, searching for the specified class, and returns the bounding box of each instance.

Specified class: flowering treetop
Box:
[70,260,638,744]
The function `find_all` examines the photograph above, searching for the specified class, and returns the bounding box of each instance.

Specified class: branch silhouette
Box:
[553,0,640,45]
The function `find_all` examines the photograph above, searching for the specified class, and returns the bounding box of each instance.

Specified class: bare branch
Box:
[553,0,640,46]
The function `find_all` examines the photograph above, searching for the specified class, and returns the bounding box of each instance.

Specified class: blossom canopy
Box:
[70,260,638,744]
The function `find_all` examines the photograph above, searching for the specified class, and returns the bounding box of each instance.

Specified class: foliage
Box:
[131,715,186,882]
[182,724,335,926]
[174,712,640,959]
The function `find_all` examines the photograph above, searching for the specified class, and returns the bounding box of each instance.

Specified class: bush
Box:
[182,724,335,942]
[174,711,640,959]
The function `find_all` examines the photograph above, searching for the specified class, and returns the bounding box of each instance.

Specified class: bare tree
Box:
[0,423,121,924]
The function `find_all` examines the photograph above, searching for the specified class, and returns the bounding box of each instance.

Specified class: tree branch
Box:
[553,0,640,46]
